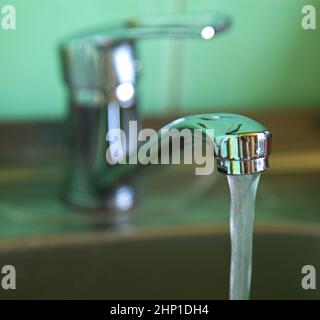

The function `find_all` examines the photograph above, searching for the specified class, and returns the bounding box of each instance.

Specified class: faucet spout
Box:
[96,113,271,194]
[162,113,271,175]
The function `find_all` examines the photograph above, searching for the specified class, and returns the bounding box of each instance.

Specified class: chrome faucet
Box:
[60,15,271,210]
[163,114,271,175]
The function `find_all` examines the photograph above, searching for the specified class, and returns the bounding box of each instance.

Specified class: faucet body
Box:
[60,16,271,210]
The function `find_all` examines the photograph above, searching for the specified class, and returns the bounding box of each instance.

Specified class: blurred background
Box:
[0,0,319,120]
[0,0,320,300]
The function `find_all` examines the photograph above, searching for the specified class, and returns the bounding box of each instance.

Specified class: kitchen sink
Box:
[0,114,320,299]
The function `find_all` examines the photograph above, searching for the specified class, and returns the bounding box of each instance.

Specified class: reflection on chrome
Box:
[201,26,215,39]
[116,82,135,104]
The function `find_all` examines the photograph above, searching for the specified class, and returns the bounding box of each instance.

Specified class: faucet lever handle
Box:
[60,14,231,97]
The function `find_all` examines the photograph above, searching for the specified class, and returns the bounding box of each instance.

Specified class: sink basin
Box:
[0,225,319,299]
[0,147,320,299]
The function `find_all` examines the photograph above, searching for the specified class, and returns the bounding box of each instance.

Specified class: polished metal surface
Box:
[60,14,270,209]
[164,113,271,175]
[60,14,233,209]
[61,14,231,99]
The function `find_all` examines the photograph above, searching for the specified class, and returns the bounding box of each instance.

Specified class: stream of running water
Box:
[227,173,261,300]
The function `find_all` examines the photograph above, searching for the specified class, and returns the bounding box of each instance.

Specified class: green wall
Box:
[0,0,319,120]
